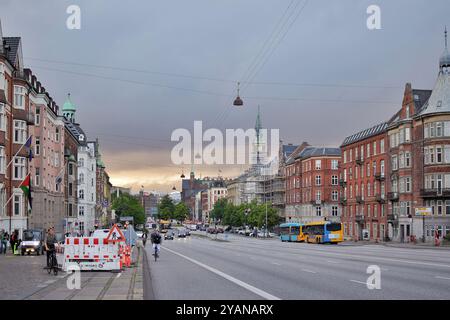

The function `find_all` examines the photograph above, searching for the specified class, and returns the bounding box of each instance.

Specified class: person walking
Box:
[0,230,4,254]
[1,232,8,254]
[142,231,148,247]
[10,231,16,254]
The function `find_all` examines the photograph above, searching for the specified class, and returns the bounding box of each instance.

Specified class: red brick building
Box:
[285,146,341,223]
[340,124,388,241]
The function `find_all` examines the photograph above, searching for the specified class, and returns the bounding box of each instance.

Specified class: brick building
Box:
[284,145,341,223]
[340,123,388,241]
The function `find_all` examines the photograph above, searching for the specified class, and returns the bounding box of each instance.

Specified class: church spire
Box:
[439,26,450,70]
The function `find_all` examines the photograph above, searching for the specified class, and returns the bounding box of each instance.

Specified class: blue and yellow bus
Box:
[279,223,306,242]
[303,221,343,244]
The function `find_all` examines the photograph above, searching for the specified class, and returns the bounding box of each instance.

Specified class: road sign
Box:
[415,207,432,216]
[106,224,125,242]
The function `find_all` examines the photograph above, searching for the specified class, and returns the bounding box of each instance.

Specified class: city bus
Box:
[303,221,343,244]
[279,223,306,242]
[158,219,172,233]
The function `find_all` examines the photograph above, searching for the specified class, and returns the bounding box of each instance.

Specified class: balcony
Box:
[375,193,386,203]
[26,112,35,125]
[420,188,450,198]
[355,215,365,222]
[356,157,363,166]
[13,69,28,81]
[339,178,347,187]
[387,192,399,201]
[310,199,322,206]
[340,198,347,206]
[374,172,385,181]
[387,214,398,221]
[356,196,364,204]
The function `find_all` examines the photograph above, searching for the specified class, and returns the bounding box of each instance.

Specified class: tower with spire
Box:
[62,93,76,123]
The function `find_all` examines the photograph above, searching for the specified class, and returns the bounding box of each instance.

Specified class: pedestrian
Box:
[0,229,4,254]
[1,232,8,254]
[10,231,16,254]
[142,231,148,247]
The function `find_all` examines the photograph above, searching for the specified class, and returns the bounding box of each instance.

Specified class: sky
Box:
[1,0,449,192]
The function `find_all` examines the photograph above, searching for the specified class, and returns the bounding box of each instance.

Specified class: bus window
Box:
[326,223,342,232]
[290,226,300,235]
[280,227,290,235]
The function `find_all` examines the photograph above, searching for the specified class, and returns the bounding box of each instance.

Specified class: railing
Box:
[356,196,364,204]
[310,199,322,205]
[387,214,398,221]
[387,192,399,201]
[420,188,450,198]
[356,157,363,165]
[13,69,28,81]
[339,178,347,186]
[374,172,385,181]
[355,215,365,222]
[340,198,347,206]
[375,193,386,203]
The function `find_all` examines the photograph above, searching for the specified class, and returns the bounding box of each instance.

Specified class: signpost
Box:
[415,207,432,243]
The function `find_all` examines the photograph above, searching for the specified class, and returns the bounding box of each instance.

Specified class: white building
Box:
[77,140,96,235]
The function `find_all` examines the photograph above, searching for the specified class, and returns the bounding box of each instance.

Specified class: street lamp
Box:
[233,82,243,106]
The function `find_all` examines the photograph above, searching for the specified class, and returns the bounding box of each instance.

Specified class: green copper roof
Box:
[62,93,76,111]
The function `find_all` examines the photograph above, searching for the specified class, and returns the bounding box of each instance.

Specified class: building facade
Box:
[340,124,388,241]
[27,70,65,233]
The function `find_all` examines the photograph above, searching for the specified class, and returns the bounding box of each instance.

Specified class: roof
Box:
[3,37,20,66]
[341,122,388,147]
[281,144,298,159]
[64,117,86,146]
[295,147,341,159]
[62,94,76,111]
[413,89,433,113]
[418,71,450,117]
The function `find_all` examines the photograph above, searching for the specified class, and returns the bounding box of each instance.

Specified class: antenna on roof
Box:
[445,26,448,49]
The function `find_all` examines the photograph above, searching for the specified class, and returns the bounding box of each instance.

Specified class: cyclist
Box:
[44,227,57,268]
[150,229,162,256]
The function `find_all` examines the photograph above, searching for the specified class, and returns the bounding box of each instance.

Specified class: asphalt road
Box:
[144,233,450,300]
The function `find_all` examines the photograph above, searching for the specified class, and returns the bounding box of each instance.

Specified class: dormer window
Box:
[405,105,410,118]
[414,94,420,101]
[437,100,442,108]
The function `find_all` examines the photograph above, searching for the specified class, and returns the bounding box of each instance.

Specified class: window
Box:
[366,144,370,158]
[55,127,60,142]
[69,163,73,176]
[78,158,84,167]
[79,173,84,184]
[35,107,40,125]
[79,206,84,216]
[331,190,338,201]
[13,157,26,180]
[331,175,338,185]
[437,146,443,163]
[0,147,4,174]
[373,141,377,155]
[316,191,321,201]
[35,137,40,156]
[366,163,370,177]
[316,206,322,216]
[315,160,321,170]
[315,175,321,186]
[68,203,73,217]
[13,120,26,144]
[380,139,385,153]
[0,103,5,131]
[69,183,73,196]
[13,86,25,109]
[391,155,398,171]
[35,168,40,186]
[332,206,338,216]
[331,160,338,170]
[13,194,22,216]
[405,152,411,167]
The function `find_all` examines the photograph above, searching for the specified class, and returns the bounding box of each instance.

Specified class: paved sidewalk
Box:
[340,240,450,250]
[23,246,144,300]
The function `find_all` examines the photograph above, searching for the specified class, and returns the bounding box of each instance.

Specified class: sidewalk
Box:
[340,240,450,250]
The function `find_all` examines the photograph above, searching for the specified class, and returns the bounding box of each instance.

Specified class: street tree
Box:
[111,193,145,225]
[174,202,190,222]
[158,195,175,220]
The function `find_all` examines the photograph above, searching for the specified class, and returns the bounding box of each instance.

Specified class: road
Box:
[144,233,450,300]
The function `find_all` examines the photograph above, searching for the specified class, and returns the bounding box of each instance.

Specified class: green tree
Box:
[210,198,228,222]
[112,193,146,225]
[157,195,175,220]
[174,202,190,222]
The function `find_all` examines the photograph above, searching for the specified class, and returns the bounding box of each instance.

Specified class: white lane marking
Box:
[44,279,56,284]
[163,247,281,300]
[116,273,122,279]
[271,262,281,266]
[435,276,450,280]
[301,269,317,274]
[327,260,338,263]
[349,280,367,285]
[37,284,48,288]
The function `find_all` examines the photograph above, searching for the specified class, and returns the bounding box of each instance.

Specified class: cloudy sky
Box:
[1,0,449,192]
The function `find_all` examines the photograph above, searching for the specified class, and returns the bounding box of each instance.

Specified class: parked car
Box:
[164,230,174,240]
[20,229,45,256]
[185,229,191,236]
[207,227,217,234]
[238,228,251,236]
[216,227,224,233]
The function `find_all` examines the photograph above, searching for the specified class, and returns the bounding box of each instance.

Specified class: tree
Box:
[210,198,228,222]
[174,202,190,222]
[158,195,175,220]
[112,193,146,225]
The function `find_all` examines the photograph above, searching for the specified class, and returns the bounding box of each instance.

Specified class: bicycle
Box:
[152,244,160,261]
[46,249,58,275]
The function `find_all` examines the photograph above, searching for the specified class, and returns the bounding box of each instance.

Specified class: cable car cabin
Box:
[279,223,306,242]
[303,221,343,244]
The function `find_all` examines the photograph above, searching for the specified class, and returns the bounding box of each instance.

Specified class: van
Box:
[21,229,45,255]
